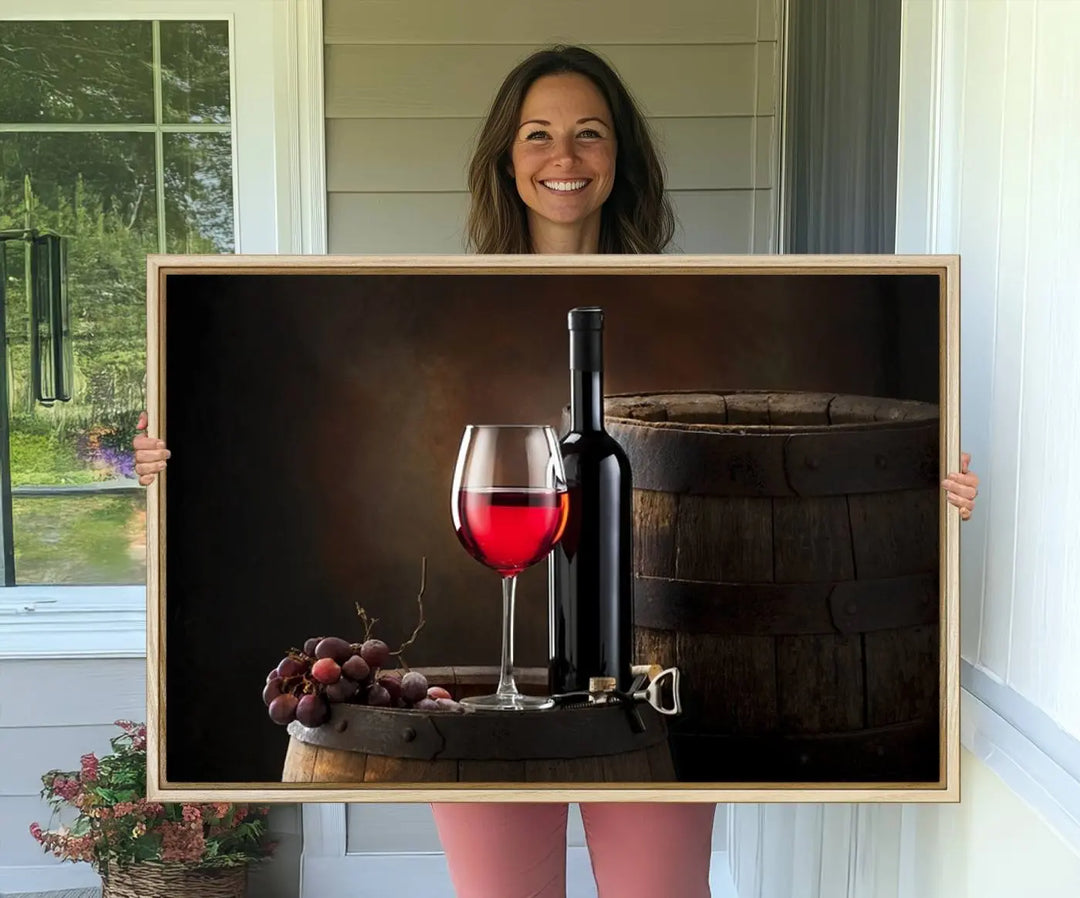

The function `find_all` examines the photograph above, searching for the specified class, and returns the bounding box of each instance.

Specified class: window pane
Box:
[160,21,232,124]
[12,492,146,584]
[2,131,157,585]
[164,133,235,252]
[0,22,154,124]
[0,19,235,587]
[0,132,159,234]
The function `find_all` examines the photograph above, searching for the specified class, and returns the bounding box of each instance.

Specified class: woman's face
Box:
[508,73,617,238]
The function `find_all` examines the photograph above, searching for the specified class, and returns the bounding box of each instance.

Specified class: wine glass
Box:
[451,425,568,710]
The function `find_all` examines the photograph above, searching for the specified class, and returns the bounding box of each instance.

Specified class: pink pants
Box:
[431,802,716,898]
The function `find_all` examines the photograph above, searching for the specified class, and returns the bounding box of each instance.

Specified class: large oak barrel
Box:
[282,666,675,784]
[605,390,941,783]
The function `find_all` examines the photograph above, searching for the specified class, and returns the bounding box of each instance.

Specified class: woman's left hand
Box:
[942,452,979,521]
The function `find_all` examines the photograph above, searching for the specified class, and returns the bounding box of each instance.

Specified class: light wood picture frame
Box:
[144,253,960,803]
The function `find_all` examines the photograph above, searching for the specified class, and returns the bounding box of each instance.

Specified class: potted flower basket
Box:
[30,721,275,897]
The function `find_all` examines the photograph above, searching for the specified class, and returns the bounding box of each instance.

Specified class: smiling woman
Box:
[464,45,674,256]
[509,73,617,252]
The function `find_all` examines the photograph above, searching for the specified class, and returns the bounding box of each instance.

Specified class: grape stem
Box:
[354,605,380,641]
[389,556,428,670]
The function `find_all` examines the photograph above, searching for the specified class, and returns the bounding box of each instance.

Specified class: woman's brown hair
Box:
[465,45,675,254]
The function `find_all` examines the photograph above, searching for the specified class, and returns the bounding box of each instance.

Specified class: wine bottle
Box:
[548,306,634,694]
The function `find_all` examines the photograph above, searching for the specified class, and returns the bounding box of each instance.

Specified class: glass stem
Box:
[496,574,519,697]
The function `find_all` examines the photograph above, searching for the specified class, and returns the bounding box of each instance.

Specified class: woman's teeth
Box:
[542,180,588,192]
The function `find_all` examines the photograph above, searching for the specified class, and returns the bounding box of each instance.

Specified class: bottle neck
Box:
[571,369,604,432]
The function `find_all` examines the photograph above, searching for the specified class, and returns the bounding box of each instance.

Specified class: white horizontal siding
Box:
[324,0,761,45]
[328,191,468,253]
[0,659,146,728]
[0,725,122,797]
[327,117,776,192]
[1,796,71,868]
[328,189,769,255]
[326,44,765,119]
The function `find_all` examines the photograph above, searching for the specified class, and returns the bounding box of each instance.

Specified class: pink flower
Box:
[181,805,202,823]
[112,801,135,818]
[29,822,43,842]
[80,754,99,782]
[135,799,164,817]
[52,776,81,802]
[160,821,205,863]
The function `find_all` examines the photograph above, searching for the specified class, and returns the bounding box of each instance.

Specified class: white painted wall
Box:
[893,0,1080,889]
[729,1,1080,895]
[902,0,1080,734]
[900,749,1080,897]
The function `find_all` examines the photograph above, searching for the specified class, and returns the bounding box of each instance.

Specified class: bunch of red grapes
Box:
[263,635,464,728]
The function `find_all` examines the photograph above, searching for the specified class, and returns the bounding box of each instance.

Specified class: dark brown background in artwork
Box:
[162,271,939,783]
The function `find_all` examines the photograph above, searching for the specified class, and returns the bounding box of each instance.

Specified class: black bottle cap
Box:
[568,307,603,371]
[570,304,604,369]
[568,307,604,331]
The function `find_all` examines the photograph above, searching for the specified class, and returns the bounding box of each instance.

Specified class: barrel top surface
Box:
[603,390,938,432]
[606,392,940,497]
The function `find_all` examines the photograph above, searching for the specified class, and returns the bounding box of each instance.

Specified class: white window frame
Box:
[0,0,326,659]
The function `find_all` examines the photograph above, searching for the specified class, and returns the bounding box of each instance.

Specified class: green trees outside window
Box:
[0,20,234,583]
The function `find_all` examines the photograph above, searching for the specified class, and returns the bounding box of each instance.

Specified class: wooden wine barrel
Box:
[281,666,675,784]
[604,390,941,783]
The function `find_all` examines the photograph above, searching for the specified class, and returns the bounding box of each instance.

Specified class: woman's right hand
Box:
[133,411,170,486]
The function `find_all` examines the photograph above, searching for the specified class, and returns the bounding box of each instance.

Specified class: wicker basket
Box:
[100,862,247,898]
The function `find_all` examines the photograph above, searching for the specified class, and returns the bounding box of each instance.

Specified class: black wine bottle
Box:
[548,306,633,694]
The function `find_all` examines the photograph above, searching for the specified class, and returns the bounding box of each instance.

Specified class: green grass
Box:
[12,492,146,584]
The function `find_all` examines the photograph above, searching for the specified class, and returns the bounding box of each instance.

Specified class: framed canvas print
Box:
[144,253,960,803]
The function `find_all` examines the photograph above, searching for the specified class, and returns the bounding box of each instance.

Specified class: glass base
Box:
[460,692,554,711]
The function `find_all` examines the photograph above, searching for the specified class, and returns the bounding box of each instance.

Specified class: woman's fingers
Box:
[941,474,978,499]
[132,412,167,487]
[945,490,975,510]
[942,455,979,520]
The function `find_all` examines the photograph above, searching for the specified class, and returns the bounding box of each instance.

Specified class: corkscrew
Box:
[551,665,682,718]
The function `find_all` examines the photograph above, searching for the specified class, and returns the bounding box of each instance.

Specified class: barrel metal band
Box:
[608,419,938,497]
[287,701,670,761]
[634,572,939,635]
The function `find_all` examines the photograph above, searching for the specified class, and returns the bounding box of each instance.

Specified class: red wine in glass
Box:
[451,425,567,710]
[455,487,569,576]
